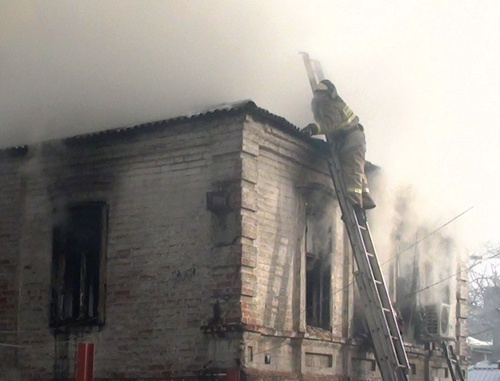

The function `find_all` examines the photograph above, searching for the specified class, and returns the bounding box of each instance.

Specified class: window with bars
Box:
[50,201,108,328]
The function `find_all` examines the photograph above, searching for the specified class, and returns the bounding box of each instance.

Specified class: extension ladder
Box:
[327,143,410,381]
[300,52,410,381]
[442,342,465,381]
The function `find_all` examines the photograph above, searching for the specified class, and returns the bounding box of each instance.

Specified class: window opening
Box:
[305,213,331,329]
[50,201,107,327]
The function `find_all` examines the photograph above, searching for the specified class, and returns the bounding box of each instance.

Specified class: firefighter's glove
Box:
[302,123,319,136]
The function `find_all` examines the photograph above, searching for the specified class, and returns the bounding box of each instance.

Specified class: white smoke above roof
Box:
[0,0,498,250]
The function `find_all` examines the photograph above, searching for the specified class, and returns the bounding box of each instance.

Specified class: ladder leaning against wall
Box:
[442,342,465,381]
[300,52,410,381]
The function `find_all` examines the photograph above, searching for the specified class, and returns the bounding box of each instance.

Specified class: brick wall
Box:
[0,150,25,380]
[0,115,249,379]
[0,107,468,380]
[238,118,353,379]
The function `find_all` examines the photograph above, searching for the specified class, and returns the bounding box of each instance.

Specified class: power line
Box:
[412,249,500,296]
[328,204,478,303]
[380,205,475,267]
[0,203,485,355]
[249,204,485,358]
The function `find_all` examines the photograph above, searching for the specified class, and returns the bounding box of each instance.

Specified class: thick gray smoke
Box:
[369,170,462,289]
[1,1,498,250]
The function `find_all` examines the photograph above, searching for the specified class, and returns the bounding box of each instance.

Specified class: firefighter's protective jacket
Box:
[311,95,364,153]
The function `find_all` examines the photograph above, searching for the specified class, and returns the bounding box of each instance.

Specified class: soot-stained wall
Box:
[0,104,467,380]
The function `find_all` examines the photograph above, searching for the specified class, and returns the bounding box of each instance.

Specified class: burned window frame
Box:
[50,201,108,328]
[306,249,331,329]
[304,188,333,330]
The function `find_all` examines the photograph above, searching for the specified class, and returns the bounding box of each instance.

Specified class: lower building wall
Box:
[241,331,464,381]
[241,331,346,379]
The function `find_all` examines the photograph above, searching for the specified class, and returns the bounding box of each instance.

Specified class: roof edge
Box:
[0,100,324,152]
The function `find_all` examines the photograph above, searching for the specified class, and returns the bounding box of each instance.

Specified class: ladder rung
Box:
[327,148,410,379]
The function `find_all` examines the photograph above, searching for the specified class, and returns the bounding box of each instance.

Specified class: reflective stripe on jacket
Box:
[311,95,359,136]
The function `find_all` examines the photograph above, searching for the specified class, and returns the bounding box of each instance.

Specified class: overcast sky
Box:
[1,0,498,252]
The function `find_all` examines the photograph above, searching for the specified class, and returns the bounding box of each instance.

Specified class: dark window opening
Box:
[50,202,107,328]
[305,214,331,330]
[306,253,331,329]
[410,363,417,375]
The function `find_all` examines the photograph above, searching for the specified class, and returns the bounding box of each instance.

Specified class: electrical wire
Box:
[380,205,475,267]
[247,205,494,358]
[414,250,500,296]
[0,203,491,355]
[245,207,491,359]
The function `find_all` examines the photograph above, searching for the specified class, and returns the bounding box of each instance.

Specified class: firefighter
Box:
[302,79,376,210]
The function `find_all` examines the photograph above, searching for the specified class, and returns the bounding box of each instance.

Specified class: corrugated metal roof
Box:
[469,362,500,381]
[469,368,500,381]
[0,100,327,154]
[63,100,307,145]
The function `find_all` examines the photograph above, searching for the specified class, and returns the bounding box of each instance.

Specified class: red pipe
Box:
[225,369,241,381]
[76,343,94,381]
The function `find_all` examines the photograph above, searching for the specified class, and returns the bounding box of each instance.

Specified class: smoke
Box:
[0,1,313,146]
[1,0,498,251]
[366,169,462,343]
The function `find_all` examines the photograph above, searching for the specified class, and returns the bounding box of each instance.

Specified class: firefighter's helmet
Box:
[315,79,337,98]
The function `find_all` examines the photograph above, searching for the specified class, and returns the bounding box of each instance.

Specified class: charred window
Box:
[305,213,331,330]
[50,202,108,328]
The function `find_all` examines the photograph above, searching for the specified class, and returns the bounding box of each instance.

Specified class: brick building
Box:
[0,101,467,380]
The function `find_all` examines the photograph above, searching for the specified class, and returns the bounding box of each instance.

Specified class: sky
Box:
[1,0,499,253]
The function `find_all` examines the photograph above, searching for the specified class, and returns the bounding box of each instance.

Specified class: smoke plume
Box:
[1,1,498,252]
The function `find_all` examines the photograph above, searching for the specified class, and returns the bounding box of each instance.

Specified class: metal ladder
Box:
[326,144,410,381]
[441,342,465,381]
[300,52,410,381]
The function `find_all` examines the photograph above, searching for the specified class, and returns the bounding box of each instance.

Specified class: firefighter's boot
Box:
[347,190,362,209]
[362,192,376,210]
